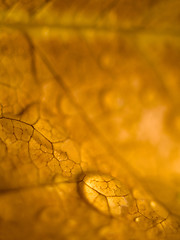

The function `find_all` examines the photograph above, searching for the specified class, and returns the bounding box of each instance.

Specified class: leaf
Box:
[0,0,180,239]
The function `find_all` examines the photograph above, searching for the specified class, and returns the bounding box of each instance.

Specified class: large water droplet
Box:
[78,173,135,217]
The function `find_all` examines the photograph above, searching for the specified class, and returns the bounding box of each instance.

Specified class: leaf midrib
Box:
[0,22,180,37]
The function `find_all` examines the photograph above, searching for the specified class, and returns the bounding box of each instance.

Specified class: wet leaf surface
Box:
[0,0,180,239]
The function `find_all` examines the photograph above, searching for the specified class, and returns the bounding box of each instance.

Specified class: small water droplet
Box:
[150,201,168,219]
[38,206,61,222]
[42,27,50,38]
[103,89,124,110]
[135,217,140,222]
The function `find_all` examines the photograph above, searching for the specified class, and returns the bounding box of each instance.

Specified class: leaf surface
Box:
[0,1,180,239]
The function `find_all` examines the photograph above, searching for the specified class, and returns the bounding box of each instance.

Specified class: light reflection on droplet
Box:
[150,201,168,219]
[78,172,135,217]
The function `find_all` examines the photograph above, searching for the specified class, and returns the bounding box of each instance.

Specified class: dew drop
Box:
[78,173,135,217]
[38,206,62,223]
[135,217,140,222]
[150,201,169,219]
[42,27,50,38]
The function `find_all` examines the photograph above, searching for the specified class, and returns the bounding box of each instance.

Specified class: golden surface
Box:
[0,0,180,239]
[78,173,135,217]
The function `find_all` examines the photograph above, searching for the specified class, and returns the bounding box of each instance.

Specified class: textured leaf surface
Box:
[0,1,180,239]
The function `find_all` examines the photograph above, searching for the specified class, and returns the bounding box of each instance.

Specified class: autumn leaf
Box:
[0,0,180,239]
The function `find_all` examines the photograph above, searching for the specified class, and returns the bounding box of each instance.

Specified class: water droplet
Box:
[134,215,153,230]
[42,27,50,38]
[150,201,168,219]
[38,206,62,222]
[103,89,124,110]
[135,217,140,222]
[78,173,134,217]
